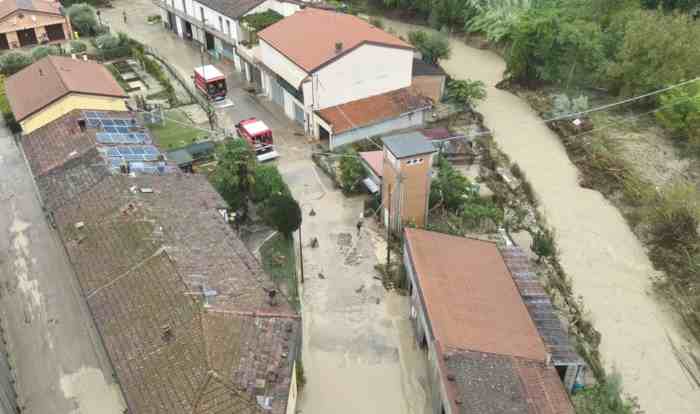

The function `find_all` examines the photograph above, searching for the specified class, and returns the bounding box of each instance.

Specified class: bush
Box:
[252,164,289,203]
[69,40,87,54]
[446,79,487,108]
[211,139,256,210]
[263,194,302,239]
[655,83,700,143]
[549,94,590,119]
[462,200,503,230]
[338,150,365,193]
[531,229,555,262]
[0,75,20,133]
[31,46,60,61]
[429,156,476,211]
[0,52,32,75]
[573,373,637,414]
[369,17,384,29]
[645,182,700,249]
[67,3,100,36]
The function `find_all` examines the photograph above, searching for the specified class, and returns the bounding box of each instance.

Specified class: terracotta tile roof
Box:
[0,0,62,20]
[23,116,302,414]
[404,228,547,361]
[258,8,412,72]
[6,56,125,121]
[441,347,574,414]
[359,151,383,178]
[316,87,432,135]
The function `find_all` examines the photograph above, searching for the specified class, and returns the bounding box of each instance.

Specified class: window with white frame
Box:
[218,16,223,31]
[405,157,424,166]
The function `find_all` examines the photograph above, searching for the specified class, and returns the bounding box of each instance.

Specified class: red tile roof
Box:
[404,228,547,362]
[6,56,126,122]
[359,151,382,178]
[316,87,432,135]
[258,8,411,73]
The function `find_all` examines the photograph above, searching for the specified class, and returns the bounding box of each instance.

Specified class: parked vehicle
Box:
[235,118,280,162]
[193,65,226,101]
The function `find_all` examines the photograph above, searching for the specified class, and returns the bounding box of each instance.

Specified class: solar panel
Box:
[102,119,115,126]
[117,126,130,133]
[84,111,99,118]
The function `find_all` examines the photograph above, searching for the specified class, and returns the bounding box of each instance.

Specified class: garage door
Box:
[270,79,283,107]
[293,103,304,125]
[45,24,66,41]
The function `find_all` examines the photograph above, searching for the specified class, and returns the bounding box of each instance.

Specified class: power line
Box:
[544,77,700,122]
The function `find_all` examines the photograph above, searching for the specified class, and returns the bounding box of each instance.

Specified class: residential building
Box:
[381,131,436,230]
[18,108,302,414]
[0,0,71,49]
[411,58,447,103]
[255,8,432,148]
[154,0,301,68]
[403,228,580,414]
[5,56,127,134]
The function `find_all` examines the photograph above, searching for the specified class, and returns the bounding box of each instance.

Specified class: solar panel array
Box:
[96,132,149,145]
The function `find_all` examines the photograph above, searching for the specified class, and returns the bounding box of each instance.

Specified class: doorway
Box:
[184,20,193,40]
[45,24,66,41]
[17,28,37,47]
[166,12,175,32]
[0,33,8,50]
[319,125,330,142]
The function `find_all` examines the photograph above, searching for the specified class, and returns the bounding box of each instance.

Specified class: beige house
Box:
[0,0,72,49]
[381,131,436,230]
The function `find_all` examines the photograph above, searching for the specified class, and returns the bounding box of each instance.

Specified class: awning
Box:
[362,177,379,194]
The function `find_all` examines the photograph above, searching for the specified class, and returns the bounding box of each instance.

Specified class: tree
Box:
[656,83,700,140]
[446,79,486,108]
[0,52,32,76]
[264,194,302,239]
[338,150,365,193]
[252,164,289,203]
[429,156,475,211]
[211,139,256,210]
[641,0,700,13]
[69,40,87,54]
[607,10,700,96]
[67,4,100,36]
[408,30,451,64]
[531,230,555,263]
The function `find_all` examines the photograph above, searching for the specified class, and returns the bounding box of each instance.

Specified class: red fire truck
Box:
[194,65,227,101]
[235,118,279,162]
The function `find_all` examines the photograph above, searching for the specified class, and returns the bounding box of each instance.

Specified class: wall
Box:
[313,44,412,109]
[412,75,445,104]
[328,109,427,149]
[247,0,300,18]
[0,11,67,34]
[285,361,298,414]
[20,94,127,134]
[259,40,307,88]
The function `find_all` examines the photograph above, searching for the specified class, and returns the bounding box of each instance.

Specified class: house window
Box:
[218,16,223,31]
[200,7,204,22]
[406,158,424,166]
[226,20,231,36]
[181,0,186,14]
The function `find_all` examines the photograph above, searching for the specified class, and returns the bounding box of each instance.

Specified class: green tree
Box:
[338,151,365,193]
[408,30,451,64]
[69,40,87,54]
[531,229,555,263]
[0,52,32,76]
[211,139,256,210]
[656,83,700,139]
[641,0,700,12]
[252,164,289,203]
[446,79,487,107]
[506,7,605,86]
[607,10,700,96]
[67,4,100,36]
[429,156,475,211]
[572,373,637,414]
[264,194,302,239]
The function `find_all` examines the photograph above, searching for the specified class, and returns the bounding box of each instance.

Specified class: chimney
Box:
[335,42,343,53]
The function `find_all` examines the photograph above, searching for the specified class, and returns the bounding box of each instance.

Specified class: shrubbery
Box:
[338,150,366,193]
[67,3,103,36]
[31,46,60,61]
[69,40,87,54]
[0,52,32,75]
[252,164,290,202]
[408,30,451,65]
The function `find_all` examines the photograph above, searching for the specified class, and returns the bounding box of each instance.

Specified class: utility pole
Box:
[386,184,392,271]
[298,223,304,284]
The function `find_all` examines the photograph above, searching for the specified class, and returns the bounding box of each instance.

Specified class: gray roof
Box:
[166,148,194,167]
[196,0,267,19]
[412,58,447,77]
[382,131,436,158]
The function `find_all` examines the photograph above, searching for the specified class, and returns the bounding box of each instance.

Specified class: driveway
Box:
[382,18,700,414]
[104,1,432,412]
[0,128,125,413]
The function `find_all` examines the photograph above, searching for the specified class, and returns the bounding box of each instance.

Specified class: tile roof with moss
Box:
[22,112,301,414]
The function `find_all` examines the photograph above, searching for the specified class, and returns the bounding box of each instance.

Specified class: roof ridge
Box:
[444,346,548,365]
[46,56,71,97]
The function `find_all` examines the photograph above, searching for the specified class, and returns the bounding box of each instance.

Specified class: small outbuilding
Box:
[0,0,72,49]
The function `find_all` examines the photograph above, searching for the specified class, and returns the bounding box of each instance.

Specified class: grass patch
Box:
[149,109,204,150]
[260,233,299,310]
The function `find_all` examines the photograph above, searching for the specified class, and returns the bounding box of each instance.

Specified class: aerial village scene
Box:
[1,0,700,414]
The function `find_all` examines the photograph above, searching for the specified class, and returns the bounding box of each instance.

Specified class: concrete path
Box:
[0,127,125,413]
[104,1,433,412]
[383,18,700,414]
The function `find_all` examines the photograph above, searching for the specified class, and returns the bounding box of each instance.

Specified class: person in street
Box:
[356,218,363,235]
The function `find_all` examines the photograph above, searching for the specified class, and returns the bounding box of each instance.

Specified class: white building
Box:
[254,8,432,148]
[155,0,302,71]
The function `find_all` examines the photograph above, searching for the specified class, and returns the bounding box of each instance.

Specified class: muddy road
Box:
[381,18,700,414]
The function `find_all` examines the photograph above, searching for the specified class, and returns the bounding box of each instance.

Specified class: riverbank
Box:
[379,16,700,414]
